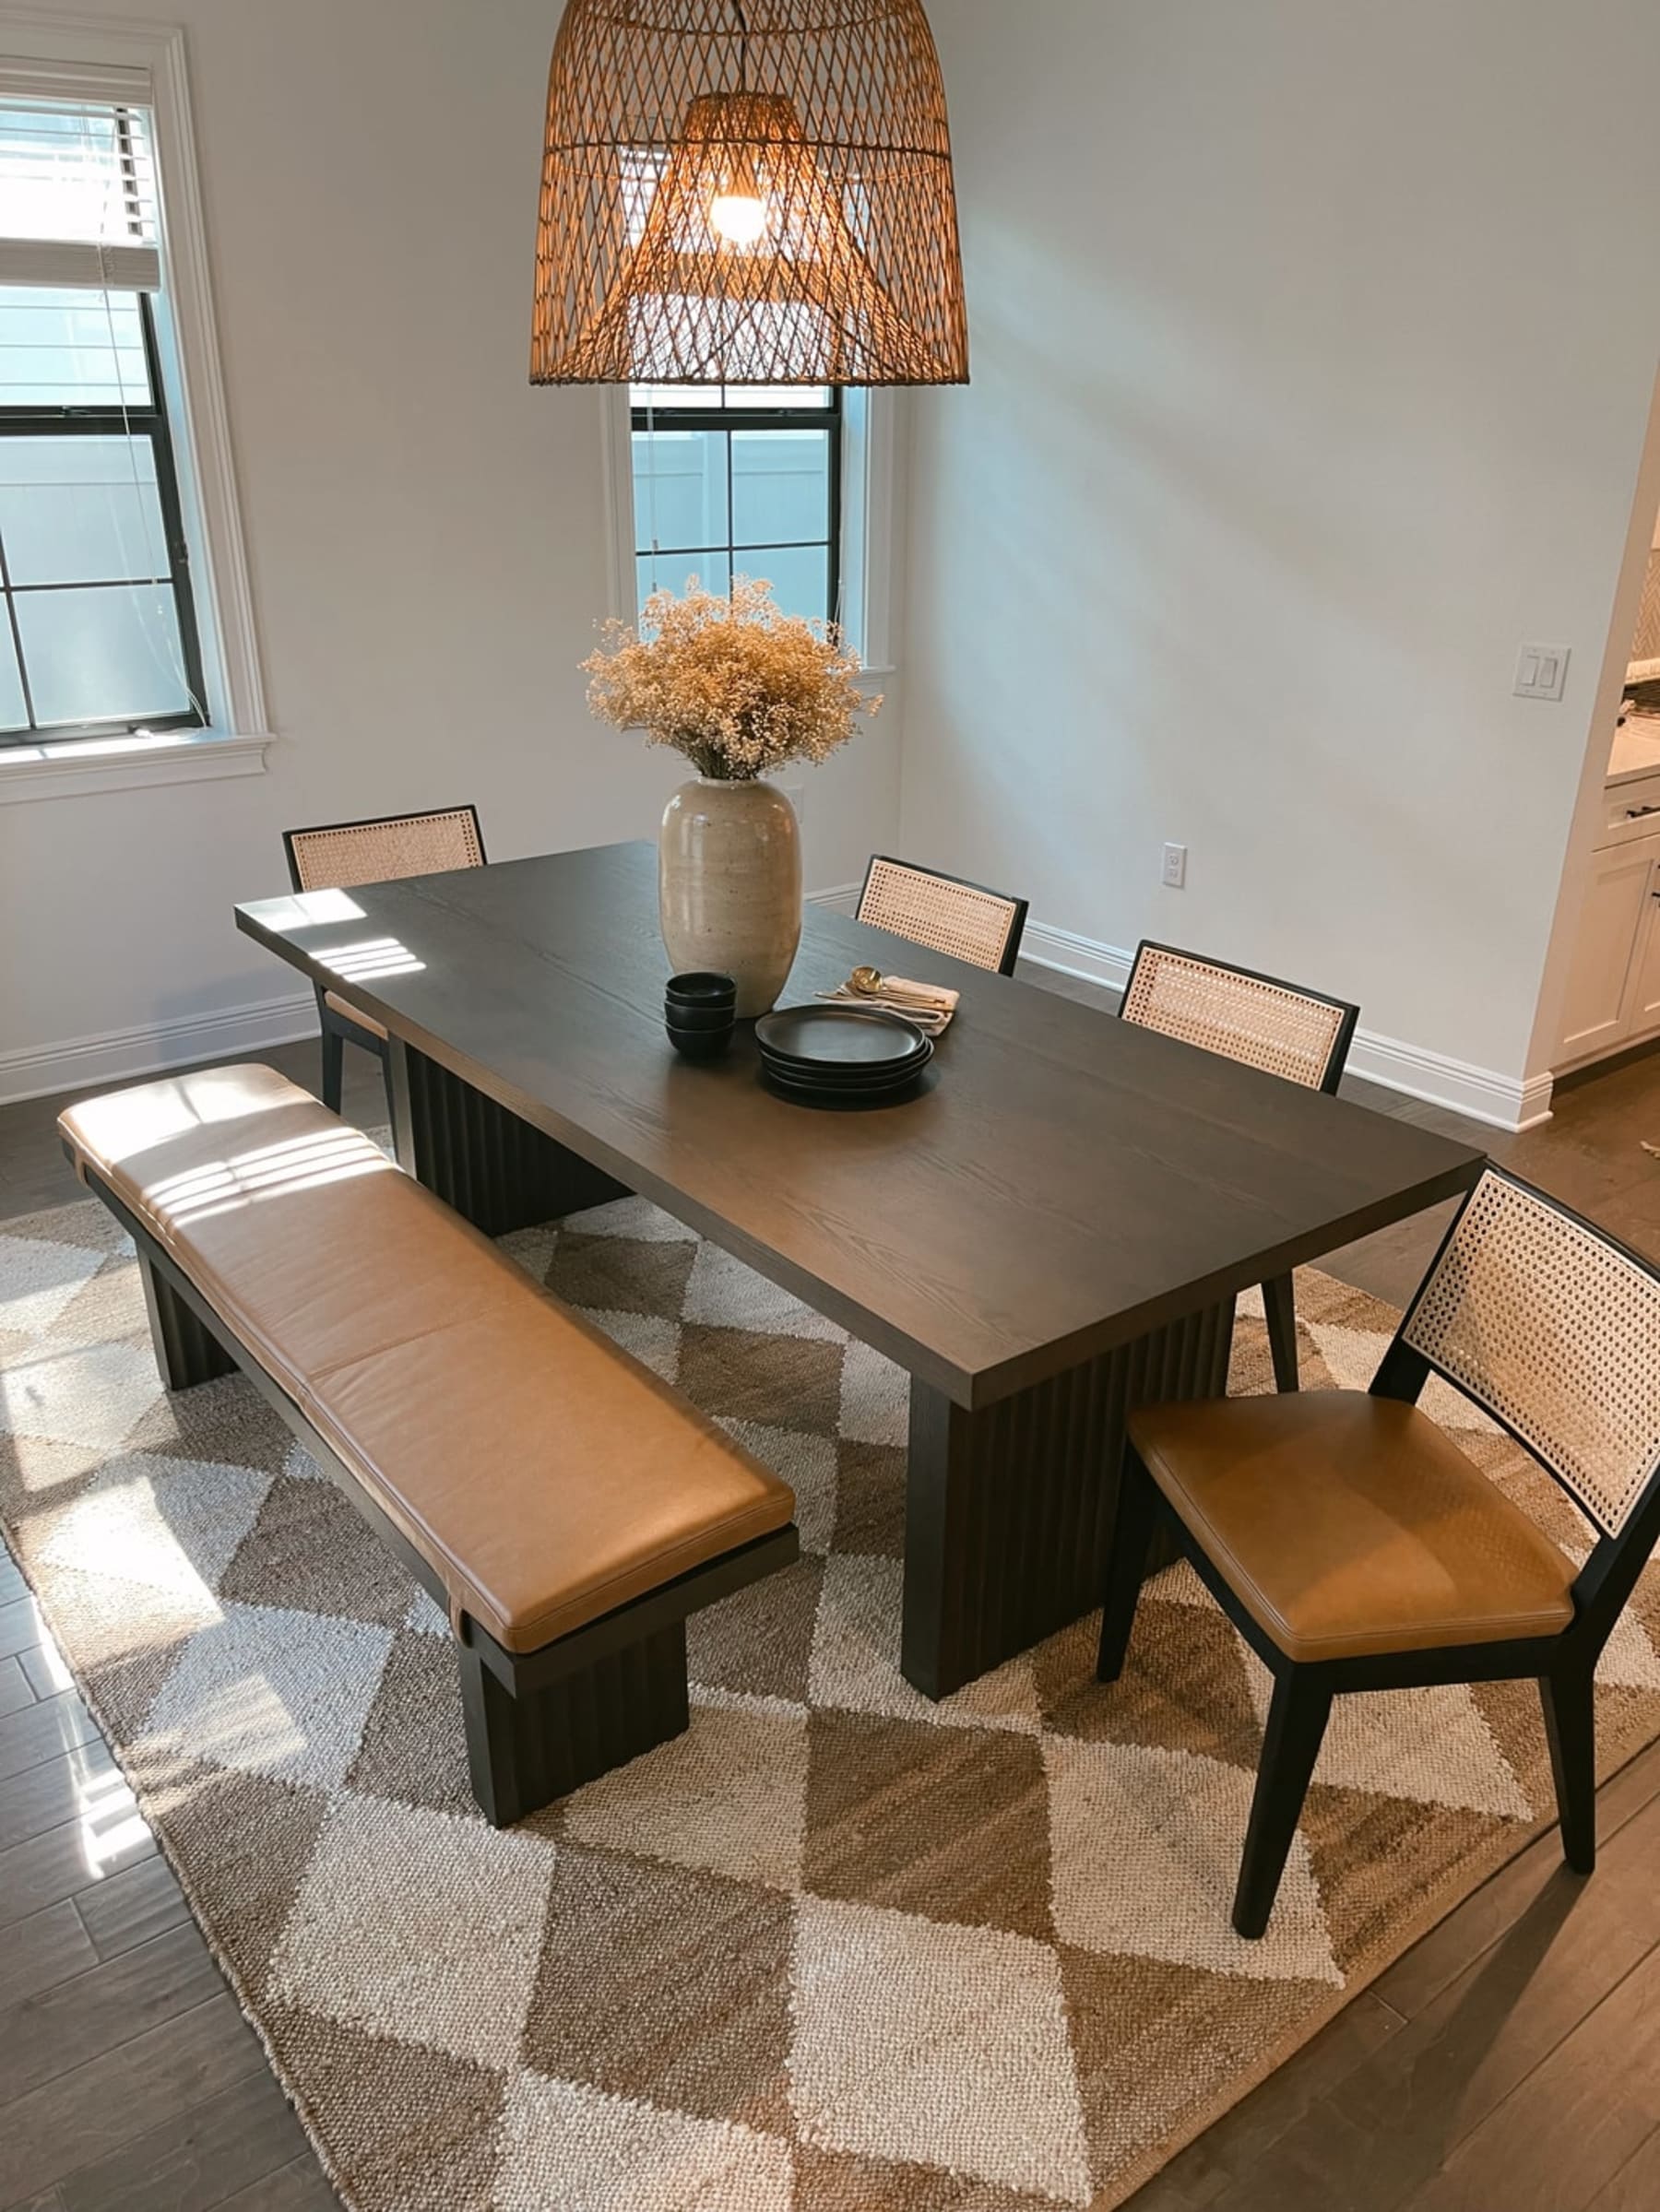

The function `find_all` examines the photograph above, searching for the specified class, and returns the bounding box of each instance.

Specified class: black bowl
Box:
[666,971,737,1011]
[667,1022,734,1062]
[666,1001,738,1033]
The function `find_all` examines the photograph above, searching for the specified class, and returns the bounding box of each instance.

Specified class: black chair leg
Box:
[377,1043,397,1132]
[1233,1669,1332,1937]
[319,1022,344,1114]
[1540,1662,1597,1875]
[1261,1272,1300,1392]
[1097,1449,1158,1683]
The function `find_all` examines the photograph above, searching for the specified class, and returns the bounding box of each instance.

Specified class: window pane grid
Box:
[631,382,841,627]
[0,284,206,745]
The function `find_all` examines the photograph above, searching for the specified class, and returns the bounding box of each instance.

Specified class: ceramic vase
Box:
[658,776,802,1018]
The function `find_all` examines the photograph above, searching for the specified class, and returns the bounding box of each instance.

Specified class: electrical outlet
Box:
[1514,643,1571,702]
[1161,842,1187,890]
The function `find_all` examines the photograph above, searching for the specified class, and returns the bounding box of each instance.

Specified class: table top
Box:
[236,840,1485,1408]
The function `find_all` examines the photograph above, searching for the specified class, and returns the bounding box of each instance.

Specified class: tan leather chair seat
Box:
[60,1065,792,1654]
[1130,1393,1576,1663]
[324,989,387,1040]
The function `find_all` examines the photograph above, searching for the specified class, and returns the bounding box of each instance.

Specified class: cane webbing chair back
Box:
[1398,1171,1660,1539]
[857,856,1027,976]
[285,807,485,894]
[1120,943,1357,1094]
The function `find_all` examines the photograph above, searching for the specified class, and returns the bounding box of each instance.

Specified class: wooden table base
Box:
[903,1300,1236,1698]
[388,1041,629,1235]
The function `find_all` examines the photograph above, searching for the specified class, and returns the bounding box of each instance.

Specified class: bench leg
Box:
[136,1250,236,1391]
[456,1621,691,1827]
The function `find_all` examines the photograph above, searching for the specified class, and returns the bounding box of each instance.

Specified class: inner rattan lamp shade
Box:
[531,0,968,386]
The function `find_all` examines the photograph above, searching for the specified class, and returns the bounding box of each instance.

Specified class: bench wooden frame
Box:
[78,1159,800,1827]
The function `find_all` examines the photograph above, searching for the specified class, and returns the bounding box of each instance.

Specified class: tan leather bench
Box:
[60,1063,798,1825]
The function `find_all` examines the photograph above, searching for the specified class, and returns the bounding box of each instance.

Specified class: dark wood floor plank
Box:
[0,1692,101,1785]
[0,1655,34,1717]
[0,1905,98,2015]
[0,1816,155,1934]
[1205,1792,1660,2212]
[74,1855,191,1963]
[56,2066,312,2212]
[1132,1990,1406,2204]
[1396,1945,1660,2212]
[1583,2126,1660,2212]
[1374,1737,1660,2021]
[0,1924,221,2106]
[0,1595,44,1662]
[0,1993,268,2206]
[213,2159,339,2212]
[0,1740,121,1854]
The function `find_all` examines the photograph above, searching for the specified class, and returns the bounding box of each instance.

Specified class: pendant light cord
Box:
[731,0,749,91]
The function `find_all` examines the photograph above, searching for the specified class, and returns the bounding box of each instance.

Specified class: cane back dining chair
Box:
[282,806,486,1117]
[857,855,1029,976]
[1097,1166,1660,1938]
[1119,941,1360,1390]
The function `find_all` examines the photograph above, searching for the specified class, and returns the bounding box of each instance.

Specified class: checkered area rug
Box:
[6,1192,1660,2212]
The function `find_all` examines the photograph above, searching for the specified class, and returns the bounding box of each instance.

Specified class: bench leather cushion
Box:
[1131,1392,1575,1663]
[59,1065,793,1654]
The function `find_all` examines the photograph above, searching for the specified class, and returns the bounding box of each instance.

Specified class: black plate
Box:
[761,1037,934,1100]
[758,1040,932,1086]
[754,1004,930,1071]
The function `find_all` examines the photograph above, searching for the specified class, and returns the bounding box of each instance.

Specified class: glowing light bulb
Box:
[709,192,768,245]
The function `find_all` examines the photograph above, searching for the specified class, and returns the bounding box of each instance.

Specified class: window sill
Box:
[0,727,273,804]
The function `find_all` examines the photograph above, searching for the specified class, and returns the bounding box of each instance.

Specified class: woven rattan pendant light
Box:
[531,0,968,386]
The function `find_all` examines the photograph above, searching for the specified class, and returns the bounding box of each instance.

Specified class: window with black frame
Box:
[631,382,842,626]
[0,101,206,745]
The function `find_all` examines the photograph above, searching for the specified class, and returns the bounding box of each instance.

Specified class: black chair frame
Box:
[1097,1169,1660,1938]
[281,806,487,1120]
[1120,940,1361,1394]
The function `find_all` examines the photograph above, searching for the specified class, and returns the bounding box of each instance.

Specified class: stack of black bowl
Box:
[665,972,737,1060]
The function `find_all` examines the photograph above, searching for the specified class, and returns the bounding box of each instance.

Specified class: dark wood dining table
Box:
[235,838,1485,1698]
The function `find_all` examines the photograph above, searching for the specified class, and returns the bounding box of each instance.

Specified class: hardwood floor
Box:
[2,997,1659,2210]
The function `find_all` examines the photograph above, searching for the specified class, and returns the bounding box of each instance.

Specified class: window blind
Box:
[0,100,160,292]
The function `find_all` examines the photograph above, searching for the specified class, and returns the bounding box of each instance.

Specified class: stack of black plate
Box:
[754,1005,934,1105]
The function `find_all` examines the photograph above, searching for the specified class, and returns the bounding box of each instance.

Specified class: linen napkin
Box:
[818,975,960,1035]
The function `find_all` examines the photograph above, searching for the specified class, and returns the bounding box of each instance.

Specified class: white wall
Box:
[0,0,900,1094]
[902,0,1660,1095]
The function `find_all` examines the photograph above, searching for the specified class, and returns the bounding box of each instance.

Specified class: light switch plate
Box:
[1514,643,1571,702]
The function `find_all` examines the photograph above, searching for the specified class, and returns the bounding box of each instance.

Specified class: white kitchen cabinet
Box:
[1555,834,1660,1066]
[1622,860,1660,1035]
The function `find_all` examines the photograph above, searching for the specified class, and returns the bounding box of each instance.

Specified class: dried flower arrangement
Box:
[583,574,882,781]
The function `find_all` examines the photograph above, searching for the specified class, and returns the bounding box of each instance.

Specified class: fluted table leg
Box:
[902,1298,1235,1698]
[386,1040,630,1235]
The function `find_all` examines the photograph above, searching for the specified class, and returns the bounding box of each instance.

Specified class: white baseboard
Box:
[0,988,317,1107]
[808,881,861,917]
[1343,1035,1554,1134]
[1019,918,1132,994]
[1018,919,1552,1134]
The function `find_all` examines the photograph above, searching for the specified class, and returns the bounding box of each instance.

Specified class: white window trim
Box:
[601,384,900,684]
[0,9,272,798]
